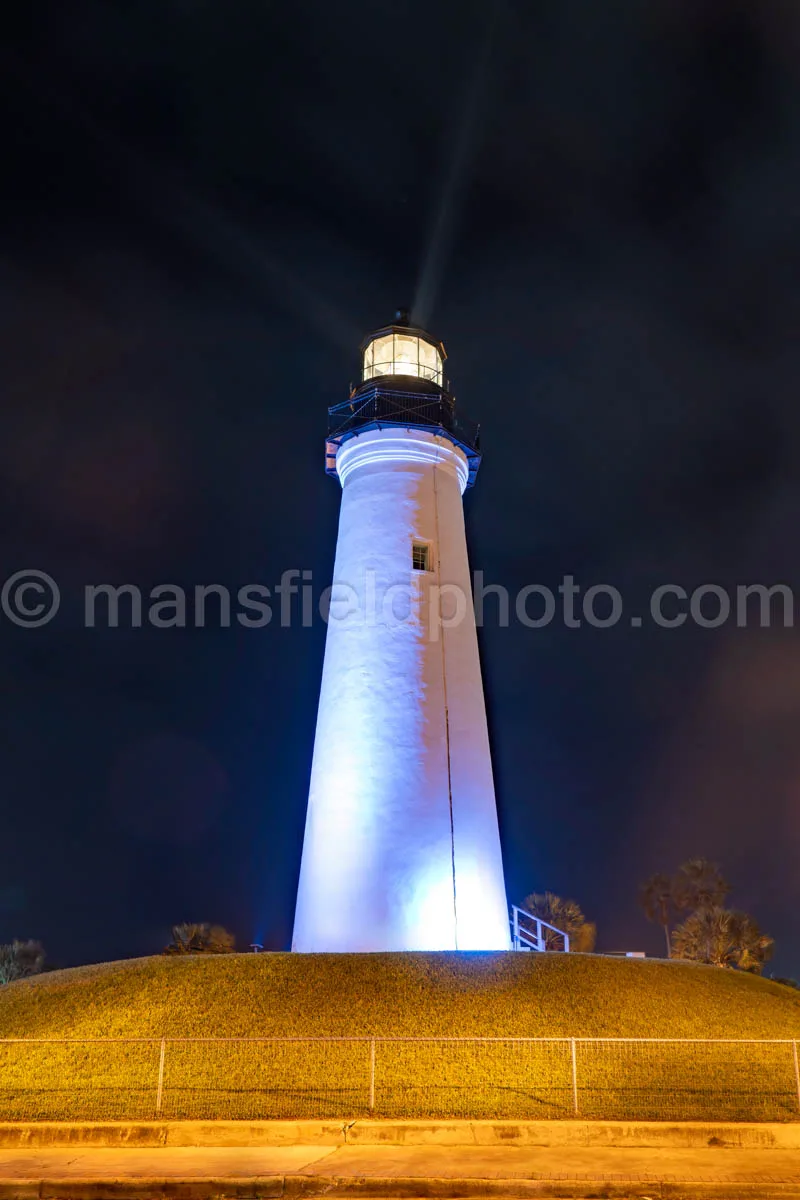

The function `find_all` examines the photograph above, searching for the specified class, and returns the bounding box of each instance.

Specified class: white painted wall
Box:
[292,427,511,951]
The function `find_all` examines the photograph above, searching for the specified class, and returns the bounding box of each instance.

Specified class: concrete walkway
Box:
[1,1142,800,1197]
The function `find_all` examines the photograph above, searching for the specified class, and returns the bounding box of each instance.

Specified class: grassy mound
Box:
[2,951,799,1039]
[1,953,798,1122]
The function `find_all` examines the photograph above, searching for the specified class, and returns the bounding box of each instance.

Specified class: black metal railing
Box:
[325,387,482,486]
[328,388,478,450]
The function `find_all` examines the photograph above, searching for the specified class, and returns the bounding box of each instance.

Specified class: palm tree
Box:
[164,923,236,954]
[638,873,674,957]
[672,908,773,973]
[519,892,596,951]
[672,858,730,914]
[732,914,774,973]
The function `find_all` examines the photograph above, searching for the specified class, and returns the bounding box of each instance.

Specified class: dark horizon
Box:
[2,0,800,976]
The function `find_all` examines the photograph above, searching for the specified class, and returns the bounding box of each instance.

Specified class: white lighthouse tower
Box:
[293,313,510,952]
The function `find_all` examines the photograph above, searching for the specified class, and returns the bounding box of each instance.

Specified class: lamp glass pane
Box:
[362,339,375,380]
[368,333,394,379]
[393,333,419,376]
[418,339,441,383]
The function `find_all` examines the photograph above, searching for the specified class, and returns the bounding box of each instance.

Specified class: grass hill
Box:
[2,951,799,1039]
[1,952,798,1122]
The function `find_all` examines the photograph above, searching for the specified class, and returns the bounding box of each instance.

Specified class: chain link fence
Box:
[1,1037,798,1122]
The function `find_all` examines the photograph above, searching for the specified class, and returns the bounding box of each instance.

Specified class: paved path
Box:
[0,1142,799,1184]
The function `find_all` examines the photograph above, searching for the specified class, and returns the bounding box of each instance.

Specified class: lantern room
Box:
[361,311,445,386]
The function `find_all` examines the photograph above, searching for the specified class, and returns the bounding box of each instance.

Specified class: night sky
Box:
[3,0,800,974]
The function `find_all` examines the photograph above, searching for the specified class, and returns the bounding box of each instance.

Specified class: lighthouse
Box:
[293,314,511,952]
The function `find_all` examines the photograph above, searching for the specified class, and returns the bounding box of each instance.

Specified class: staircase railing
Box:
[511,905,570,952]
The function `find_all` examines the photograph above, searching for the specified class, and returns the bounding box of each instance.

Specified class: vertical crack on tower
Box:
[432,447,459,950]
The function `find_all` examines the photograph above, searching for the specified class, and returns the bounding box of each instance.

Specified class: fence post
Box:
[369,1039,376,1112]
[793,1042,800,1115]
[570,1039,579,1116]
[155,1038,166,1116]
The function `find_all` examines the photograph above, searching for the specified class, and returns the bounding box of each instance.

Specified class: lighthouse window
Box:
[412,542,431,572]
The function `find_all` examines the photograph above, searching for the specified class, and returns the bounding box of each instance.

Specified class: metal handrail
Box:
[511,904,570,953]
